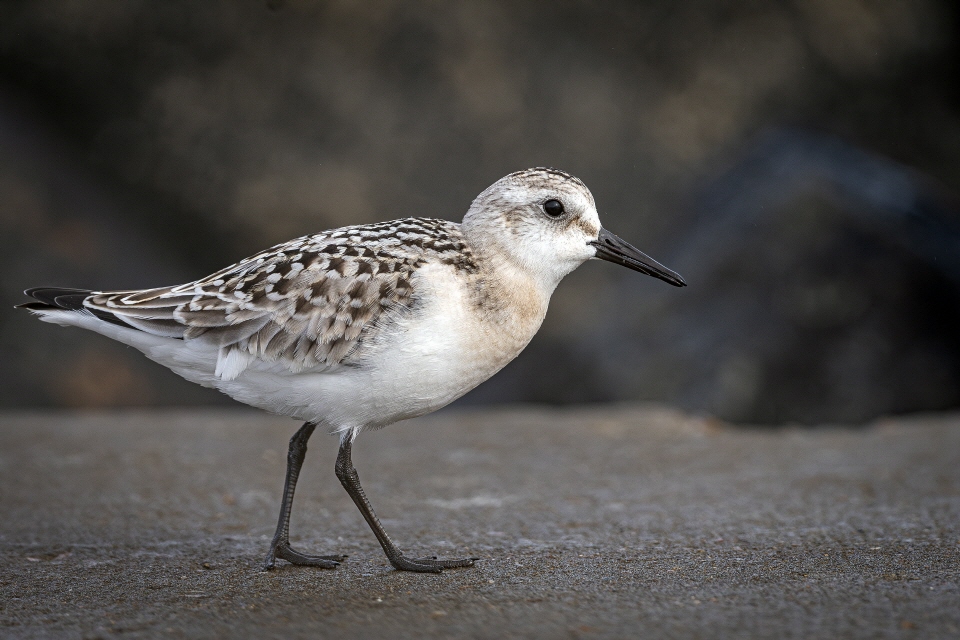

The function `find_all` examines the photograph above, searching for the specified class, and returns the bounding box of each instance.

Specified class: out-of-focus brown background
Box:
[1,0,959,423]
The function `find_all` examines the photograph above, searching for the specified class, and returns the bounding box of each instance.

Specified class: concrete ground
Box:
[1,405,958,639]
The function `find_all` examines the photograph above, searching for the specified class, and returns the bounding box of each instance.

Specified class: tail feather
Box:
[18,287,131,328]
[16,301,55,311]
[21,287,93,309]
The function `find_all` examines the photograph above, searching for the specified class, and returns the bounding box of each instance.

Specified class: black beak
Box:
[589,228,686,287]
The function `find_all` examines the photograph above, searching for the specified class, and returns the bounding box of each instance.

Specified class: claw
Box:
[400,555,478,571]
[265,541,345,569]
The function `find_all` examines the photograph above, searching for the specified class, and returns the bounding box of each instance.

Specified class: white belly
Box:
[215,262,544,436]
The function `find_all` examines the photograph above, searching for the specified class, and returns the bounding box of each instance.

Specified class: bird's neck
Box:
[464,239,553,339]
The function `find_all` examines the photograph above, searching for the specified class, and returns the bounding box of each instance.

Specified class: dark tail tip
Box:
[21,287,93,310]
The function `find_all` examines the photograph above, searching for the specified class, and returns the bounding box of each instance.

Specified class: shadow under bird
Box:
[18,168,685,573]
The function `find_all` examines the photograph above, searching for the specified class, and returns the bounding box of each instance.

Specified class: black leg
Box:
[334,437,479,573]
[264,422,347,570]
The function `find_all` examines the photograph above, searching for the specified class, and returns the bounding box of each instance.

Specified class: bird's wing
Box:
[84,218,476,379]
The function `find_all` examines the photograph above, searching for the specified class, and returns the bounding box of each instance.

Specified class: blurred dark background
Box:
[2,0,959,424]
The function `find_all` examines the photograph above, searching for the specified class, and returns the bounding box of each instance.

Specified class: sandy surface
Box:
[1,405,958,638]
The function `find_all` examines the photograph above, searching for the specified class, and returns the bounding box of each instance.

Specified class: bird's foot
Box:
[389,553,480,573]
[263,540,347,570]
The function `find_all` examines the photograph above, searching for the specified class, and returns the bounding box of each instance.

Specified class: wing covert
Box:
[82,218,471,378]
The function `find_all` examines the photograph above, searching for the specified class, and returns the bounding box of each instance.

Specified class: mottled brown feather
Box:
[84,218,478,372]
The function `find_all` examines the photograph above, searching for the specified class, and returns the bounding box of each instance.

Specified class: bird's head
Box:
[462,167,686,290]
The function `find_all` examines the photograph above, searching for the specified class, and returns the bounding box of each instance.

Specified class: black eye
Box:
[543,199,564,217]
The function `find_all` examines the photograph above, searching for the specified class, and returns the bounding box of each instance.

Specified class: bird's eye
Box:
[543,199,564,217]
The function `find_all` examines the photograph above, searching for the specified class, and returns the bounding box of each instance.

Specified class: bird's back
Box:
[22,218,479,381]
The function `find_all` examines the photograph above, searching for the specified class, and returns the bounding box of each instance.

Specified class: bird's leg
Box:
[264,422,347,570]
[335,437,479,573]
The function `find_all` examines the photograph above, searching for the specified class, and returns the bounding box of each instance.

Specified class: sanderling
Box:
[18,167,685,573]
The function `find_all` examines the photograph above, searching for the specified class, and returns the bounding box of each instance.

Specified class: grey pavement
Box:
[1,405,958,638]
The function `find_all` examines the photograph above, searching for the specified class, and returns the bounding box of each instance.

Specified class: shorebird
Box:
[18,168,685,573]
